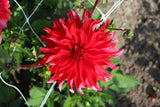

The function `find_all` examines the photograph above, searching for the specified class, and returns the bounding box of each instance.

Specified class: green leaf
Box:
[14,52,22,64]
[99,79,113,87]
[29,86,47,98]
[109,58,119,65]
[43,0,58,8]
[31,19,52,35]
[108,24,117,32]
[63,97,77,107]
[92,12,102,20]
[0,81,16,104]
[112,74,141,88]
[103,89,115,107]
[54,95,60,101]
[109,84,132,94]
[91,96,105,107]
[102,0,107,4]
[109,18,114,25]
[32,47,37,58]
[153,87,157,91]
[111,69,123,75]
[46,98,54,107]
[77,100,84,107]
[28,86,47,106]
[28,97,44,106]
[9,99,21,107]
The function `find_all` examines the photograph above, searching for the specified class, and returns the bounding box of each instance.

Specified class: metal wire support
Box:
[40,81,57,107]
[101,0,124,23]
[0,72,30,107]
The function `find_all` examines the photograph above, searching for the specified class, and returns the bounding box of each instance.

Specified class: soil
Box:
[100,0,160,107]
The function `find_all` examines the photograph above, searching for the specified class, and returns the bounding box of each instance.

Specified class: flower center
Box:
[72,45,85,59]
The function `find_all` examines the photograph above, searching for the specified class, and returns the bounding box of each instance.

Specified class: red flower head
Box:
[0,0,12,43]
[37,9,123,94]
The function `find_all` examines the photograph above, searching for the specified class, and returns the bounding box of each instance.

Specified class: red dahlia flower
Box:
[37,9,123,94]
[0,0,12,43]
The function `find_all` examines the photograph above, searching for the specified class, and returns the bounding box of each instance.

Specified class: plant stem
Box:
[89,0,99,20]
[106,28,126,31]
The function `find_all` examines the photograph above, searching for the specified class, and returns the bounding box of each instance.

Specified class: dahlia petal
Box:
[79,60,88,88]
[91,85,102,91]
[77,84,84,95]
[97,31,110,41]
[75,78,83,95]
[85,79,90,87]
[111,36,120,46]
[57,59,75,75]
[52,19,59,29]
[40,47,58,54]
[103,45,114,52]
[70,9,81,28]
[62,24,73,40]
[47,75,57,83]
[36,55,55,65]
[55,49,71,59]
[105,19,110,27]
[94,40,107,48]
[59,18,66,26]
[69,88,74,93]
[49,65,57,74]
[97,76,109,82]
[99,19,110,32]
[70,24,79,44]
[89,20,101,33]
[105,32,114,42]
[0,0,12,43]
[69,79,74,88]
[83,61,97,87]
[40,35,57,48]
[52,19,63,31]
[75,76,84,94]
[82,9,91,23]
[44,28,59,38]
[0,30,2,44]
[67,73,75,89]
[109,49,124,57]
[95,65,112,78]
[58,80,64,92]
[106,60,119,70]
[0,19,7,28]
[59,56,74,66]
[79,30,87,46]
[67,11,74,24]
[84,33,101,49]
[45,55,55,63]
[95,83,102,90]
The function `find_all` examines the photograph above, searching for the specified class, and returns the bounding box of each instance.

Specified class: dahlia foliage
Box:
[0,0,12,43]
[37,9,123,94]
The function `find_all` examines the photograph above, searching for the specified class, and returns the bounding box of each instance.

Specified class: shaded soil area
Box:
[103,0,160,106]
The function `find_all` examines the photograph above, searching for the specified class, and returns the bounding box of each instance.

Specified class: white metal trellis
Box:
[0,0,124,107]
